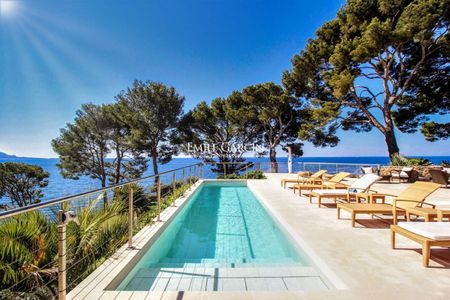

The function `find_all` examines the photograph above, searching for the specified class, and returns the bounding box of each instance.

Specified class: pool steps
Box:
[124,265,328,291]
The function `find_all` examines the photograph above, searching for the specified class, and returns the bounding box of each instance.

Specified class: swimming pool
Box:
[116,181,329,291]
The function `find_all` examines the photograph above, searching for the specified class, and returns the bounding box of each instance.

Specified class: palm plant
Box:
[0,212,57,294]
[66,194,128,288]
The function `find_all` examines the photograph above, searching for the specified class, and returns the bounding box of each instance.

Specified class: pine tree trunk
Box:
[114,147,122,184]
[385,127,400,161]
[269,147,278,173]
[152,155,159,183]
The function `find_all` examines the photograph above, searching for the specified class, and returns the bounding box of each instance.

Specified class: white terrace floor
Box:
[68,175,450,300]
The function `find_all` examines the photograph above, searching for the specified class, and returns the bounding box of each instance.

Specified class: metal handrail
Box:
[0,162,202,220]
[303,162,380,167]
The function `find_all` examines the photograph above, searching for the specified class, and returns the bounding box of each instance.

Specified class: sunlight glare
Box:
[0,0,18,17]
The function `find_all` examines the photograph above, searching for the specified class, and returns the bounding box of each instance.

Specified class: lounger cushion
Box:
[361,167,374,174]
[350,174,381,190]
[399,222,450,241]
[312,174,381,196]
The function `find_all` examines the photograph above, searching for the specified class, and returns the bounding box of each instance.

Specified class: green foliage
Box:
[391,155,432,166]
[149,179,187,196]
[441,160,450,167]
[420,122,450,142]
[237,83,305,164]
[246,170,266,179]
[181,83,310,173]
[66,196,128,288]
[284,0,450,159]
[0,162,49,208]
[52,103,111,186]
[179,97,254,174]
[0,212,57,291]
[113,183,149,211]
[135,179,198,231]
[52,103,147,188]
[218,170,266,179]
[0,174,199,296]
[408,158,432,166]
[116,80,185,176]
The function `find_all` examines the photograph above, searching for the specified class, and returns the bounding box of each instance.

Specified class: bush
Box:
[149,178,197,195]
[441,160,450,167]
[408,158,432,166]
[113,183,149,211]
[218,170,266,179]
[391,155,431,166]
[245,170,266,179]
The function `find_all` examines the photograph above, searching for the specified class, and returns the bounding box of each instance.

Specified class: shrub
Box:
[441,160,450,167]
[113,183,149,211]
[218,170,266,179]
[391,155,431,166]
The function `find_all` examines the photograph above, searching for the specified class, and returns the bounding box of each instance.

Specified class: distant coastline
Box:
[1,155,449,207]
[1,152,450,161]
[0,151,18,159]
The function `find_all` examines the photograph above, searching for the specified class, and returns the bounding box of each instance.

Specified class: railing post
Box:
[182,169,185,184]
[224,163,227,178]
[245,163,248,178]
[172,172,176,207]
[128,187,133,248]
[189,167,192,185]
[57,210,67,300]
[157,176,161,222]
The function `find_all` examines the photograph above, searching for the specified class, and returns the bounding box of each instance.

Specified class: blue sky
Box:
[0,0,449,158]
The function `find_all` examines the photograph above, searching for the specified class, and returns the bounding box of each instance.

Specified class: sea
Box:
[1,156,449,208]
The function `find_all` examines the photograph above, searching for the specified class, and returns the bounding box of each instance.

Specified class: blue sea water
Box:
[1,156,449,207]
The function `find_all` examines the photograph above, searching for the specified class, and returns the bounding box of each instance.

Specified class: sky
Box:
[0,0,449,158]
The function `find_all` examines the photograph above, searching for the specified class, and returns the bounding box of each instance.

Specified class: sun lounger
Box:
[336,181,441,227]
[281,170,327,188]
[309,173,381,207]
[438,209,450,221]
[293,172,351,196]
[391,222,450,267]
[405,207,450,222]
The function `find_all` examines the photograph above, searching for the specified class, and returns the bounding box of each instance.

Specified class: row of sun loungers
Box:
[280,171,450,267]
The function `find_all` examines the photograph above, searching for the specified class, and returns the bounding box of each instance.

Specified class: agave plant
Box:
[66,193,128,288]
[0,212,57,293]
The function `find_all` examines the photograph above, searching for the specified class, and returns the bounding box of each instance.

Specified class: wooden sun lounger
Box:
[293,172,351,196]
[336,182,441,227]
[294,181,348,196]
[309,174,382,207]
[337,203,405,227]
[405,207,450,222]
[438,209,450,221]
[391,223,450,267]
[281,170,327,188]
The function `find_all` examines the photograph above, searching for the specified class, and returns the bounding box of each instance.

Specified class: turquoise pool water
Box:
[118,181,308,290]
